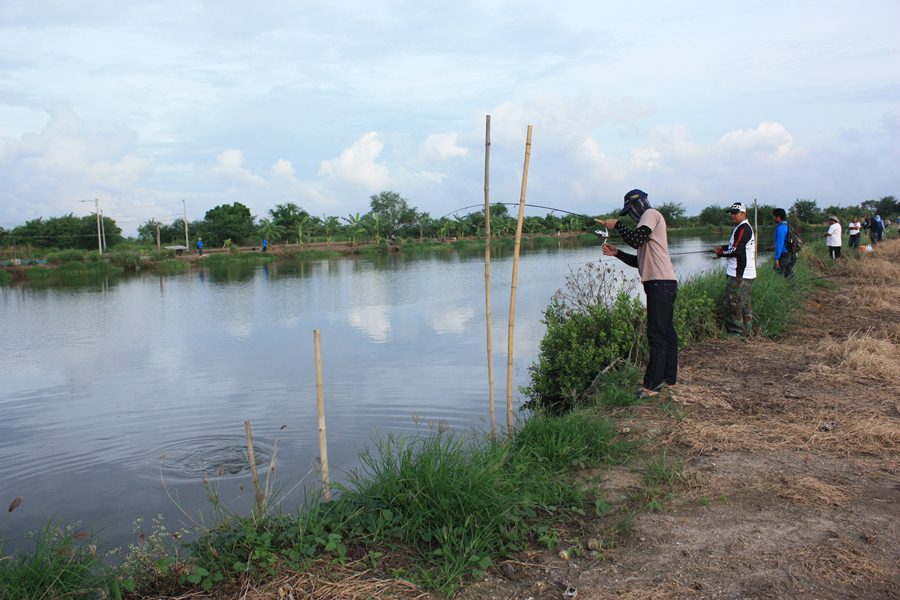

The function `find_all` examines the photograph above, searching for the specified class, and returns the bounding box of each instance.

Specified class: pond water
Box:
[0,235,725,552]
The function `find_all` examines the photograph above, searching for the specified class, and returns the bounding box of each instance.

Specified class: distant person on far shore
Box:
[262,238,268,253]
[197,237,203,256]
[847,216,861,250]
[825,216,842,259]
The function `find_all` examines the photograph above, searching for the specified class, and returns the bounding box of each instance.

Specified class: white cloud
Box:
[717,122,795,159]
[419,133,468,161]
[212,149,264,186]
[318,132,391,190]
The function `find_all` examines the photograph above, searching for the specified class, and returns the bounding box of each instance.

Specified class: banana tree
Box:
[343,213,365,244]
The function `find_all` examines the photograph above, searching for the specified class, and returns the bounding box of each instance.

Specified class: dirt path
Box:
[456,240,900,600]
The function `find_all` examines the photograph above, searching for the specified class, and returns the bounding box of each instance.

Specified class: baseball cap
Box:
[727,202,747,214]
[619,189,648,216]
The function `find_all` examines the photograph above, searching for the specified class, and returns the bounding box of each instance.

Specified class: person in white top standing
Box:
[713,202,757,337]
[825,215,842,259]
[847,216,861,249]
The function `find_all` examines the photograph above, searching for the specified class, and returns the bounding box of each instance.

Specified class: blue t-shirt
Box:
[773,221,788,259]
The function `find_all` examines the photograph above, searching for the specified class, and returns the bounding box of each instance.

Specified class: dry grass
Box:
[768,474,851,506]
[791,537,896,588]
[798,330,900,382]
[236,562,429,600]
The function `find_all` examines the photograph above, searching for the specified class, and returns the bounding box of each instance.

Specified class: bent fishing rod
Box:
[443,201,746,257]
[441,202,595,220]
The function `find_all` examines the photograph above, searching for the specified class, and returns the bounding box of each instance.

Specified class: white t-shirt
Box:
[848,221,861,236]
[826,223,842,247]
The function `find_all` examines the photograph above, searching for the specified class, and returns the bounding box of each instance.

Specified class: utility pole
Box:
[94,199,102,255]
[156,222,161,251]
[79,198,103,255]
[182,199,190,248]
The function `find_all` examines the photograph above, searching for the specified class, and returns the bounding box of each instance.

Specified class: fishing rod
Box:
[440,202,595,220]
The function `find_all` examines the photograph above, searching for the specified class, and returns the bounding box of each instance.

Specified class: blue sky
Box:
[1,0,898,235]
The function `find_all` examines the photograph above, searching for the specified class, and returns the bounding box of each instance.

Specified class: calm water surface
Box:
[0,237,723,550]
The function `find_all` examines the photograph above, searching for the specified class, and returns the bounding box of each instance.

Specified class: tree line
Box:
[2,192,897,250]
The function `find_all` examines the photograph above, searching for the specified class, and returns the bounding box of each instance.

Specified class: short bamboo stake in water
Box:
[483,115,496,437]
[244,420,265,511]
[313,329,332,502]
[506,125,533,434]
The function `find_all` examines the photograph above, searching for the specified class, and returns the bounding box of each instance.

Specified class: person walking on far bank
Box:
[197,237,203,256]
[601,189,678,399]
[847,216,861,250]
[825,215,842,260]
[713,203,756,337]
[772,208,796,278]
[262,238,268,253]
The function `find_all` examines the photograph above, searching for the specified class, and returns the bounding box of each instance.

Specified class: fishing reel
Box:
[593,227,609,242]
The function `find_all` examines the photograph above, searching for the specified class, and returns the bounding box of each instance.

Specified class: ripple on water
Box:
[156,436,275,482]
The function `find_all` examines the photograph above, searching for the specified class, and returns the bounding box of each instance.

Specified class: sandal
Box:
[635,388,659,400]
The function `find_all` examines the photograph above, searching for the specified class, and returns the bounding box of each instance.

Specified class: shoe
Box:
[635,388,660,400]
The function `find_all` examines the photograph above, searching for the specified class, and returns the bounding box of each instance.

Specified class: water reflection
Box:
[0,235,727,552]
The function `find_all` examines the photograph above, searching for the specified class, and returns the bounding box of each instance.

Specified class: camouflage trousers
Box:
[724,276,753,336]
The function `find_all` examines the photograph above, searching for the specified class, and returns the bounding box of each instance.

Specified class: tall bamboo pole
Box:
[244,420,264,510]
[506,125,533,434]
[483,115,495,437]
[753,198,759,269]
[313,329,331,502]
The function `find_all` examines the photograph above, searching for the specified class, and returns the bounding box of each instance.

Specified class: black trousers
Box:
[644,280,678,390]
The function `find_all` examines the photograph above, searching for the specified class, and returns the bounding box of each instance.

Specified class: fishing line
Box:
[440,202,595,220]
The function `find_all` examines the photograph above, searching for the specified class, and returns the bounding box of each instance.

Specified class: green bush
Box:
[0,270,12,285]
[523,292,645,413]
[107,250,144,271]
[44,249,89,264]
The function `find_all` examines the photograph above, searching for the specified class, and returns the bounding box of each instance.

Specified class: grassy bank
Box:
[1,248,829,599]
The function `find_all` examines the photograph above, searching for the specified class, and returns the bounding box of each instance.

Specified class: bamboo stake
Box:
[313,329,331,502]
[753,198,759,270]
[506,125,533,434]
[244,420,265,511]
[483,115,495,437]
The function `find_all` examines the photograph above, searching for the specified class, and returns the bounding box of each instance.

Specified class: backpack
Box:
[786,223,803,253]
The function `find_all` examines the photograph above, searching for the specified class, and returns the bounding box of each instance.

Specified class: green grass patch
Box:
[0,270,12,285]
[153,259,190,273]
[0,522,120,600]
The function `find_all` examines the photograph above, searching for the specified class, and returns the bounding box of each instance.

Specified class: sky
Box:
[1,0,898,235]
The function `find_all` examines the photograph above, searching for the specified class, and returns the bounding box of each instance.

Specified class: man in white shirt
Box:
[825,216,842,259]
[713,203,757,337]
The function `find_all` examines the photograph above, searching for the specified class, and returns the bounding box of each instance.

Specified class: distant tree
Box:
[861,195,899,217]
[655,202,686,226]
[790,199,823,224]
[8,214,121,250]
[368,191,417,238]
[269,203,309,243]
[256,218,286,244]
[202,203,256,246]
[137,218,163,243]
[343,213,365,244]
[697,205,729,226]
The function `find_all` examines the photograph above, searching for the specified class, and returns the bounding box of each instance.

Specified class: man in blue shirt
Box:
[197,237,203,256]
[772,208,795,278]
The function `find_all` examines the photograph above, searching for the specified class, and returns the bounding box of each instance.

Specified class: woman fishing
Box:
[599,189,678,399]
